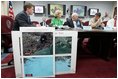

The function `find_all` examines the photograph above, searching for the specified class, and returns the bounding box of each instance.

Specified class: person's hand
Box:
[101,23,105,27]
[79,19,83,23]
[32,23,36,26]
[97,18,101,22]
[36,24,40,27]
[113,27,117,30]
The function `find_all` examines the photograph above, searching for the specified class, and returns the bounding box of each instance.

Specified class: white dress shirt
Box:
[107,18,117,29]
[73,21,77,28]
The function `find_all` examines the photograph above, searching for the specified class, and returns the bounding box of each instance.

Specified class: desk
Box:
[57,28,117,60]
[77,29,117,60]
[76,29,117,37]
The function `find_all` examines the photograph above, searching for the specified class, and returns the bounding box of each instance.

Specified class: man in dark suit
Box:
[64,13,85,57]
[13,3,34,31]
[64,13,83,29]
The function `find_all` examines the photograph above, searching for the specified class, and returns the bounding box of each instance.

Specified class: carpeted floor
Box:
[56,56,117,78]
[1,54,117,78]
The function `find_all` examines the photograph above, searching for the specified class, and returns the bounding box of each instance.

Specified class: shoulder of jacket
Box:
[18,11,27,17]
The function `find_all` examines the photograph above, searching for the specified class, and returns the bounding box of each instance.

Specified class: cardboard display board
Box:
[12,31,22,77]
[12,27,78,77]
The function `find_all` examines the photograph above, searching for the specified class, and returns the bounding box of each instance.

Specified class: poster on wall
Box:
[55,31,78,74]
[48,4,66,16]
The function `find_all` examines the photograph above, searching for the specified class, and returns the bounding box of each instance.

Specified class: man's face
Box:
[57,12,62,18]
[105,12,108,17]
[27,7,34,15]
[95,15,100,20]
[72,15,78,21]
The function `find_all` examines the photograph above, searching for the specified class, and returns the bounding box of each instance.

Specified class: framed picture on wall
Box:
[70,5,87,17]
[48,4,66,17]
[89,8,99,16]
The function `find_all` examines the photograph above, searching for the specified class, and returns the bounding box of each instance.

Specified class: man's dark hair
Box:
[24,3,34,11]
[95,12,101,17]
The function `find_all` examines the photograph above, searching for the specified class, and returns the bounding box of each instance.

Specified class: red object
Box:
[82,38,89,47]
[114,19,116,27]
[8,1,14,19]
[1,53,13,65]
[1,67,16,78]
[46,19,52,25]
[2,34,12,48]
[102,21,108,26]
[1,15,14,34]
[83,21,89,26]
[25,74,33,77]
[31,21,40,27]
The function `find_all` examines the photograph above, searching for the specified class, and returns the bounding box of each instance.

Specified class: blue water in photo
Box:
[55,56,71,73]
[24,57,53,77]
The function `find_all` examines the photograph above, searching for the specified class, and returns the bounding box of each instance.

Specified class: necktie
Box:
[28,16,31,24]
[73,21,77,28]
[114,19,116,27]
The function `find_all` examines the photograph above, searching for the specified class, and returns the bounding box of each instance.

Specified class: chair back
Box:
[31,21,40,27]
[102,21,107,26]
[1,15,14,34]
[46,19,52,25]
[83,21,89,26]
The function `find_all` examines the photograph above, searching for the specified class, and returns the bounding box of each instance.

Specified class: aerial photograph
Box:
[55,37,72,54]
[22,32,53,56]
[55,56,71,73]
[24,57,54,77]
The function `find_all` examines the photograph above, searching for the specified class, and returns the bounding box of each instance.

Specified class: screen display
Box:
[35,5,44,13]
[89,8,99,16]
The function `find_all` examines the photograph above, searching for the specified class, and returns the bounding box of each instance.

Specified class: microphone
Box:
[67,8,69,13]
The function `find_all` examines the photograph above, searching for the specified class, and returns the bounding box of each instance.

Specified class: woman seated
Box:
[51,10,63,28]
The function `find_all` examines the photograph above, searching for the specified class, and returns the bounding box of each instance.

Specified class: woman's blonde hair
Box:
[55,10,62,17]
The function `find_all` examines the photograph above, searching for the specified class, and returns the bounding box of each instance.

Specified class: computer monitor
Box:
[34,5,45,14]
[89,8,99,16]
